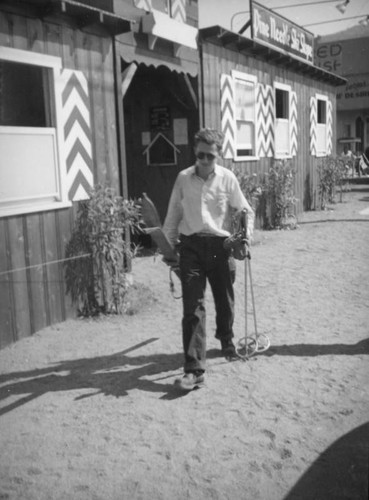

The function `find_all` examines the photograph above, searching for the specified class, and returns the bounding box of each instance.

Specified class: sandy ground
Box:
[0,183,369,500]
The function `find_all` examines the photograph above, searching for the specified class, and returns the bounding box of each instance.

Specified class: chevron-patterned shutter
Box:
[171,0,186,22]
[310,96,317,156]
[59,69,93,201]
[326,99,333,155]
[256,83,274,157]
[290,91,298,156]
[220,74,235,160]
[134,0,152,10]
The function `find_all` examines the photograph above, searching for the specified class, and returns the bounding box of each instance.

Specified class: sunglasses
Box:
[196,152,217,161]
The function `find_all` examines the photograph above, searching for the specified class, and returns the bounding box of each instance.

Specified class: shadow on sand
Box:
[260,338,369,357]
[0,339,368,413]
[284,422,369,500]
[0,340,229,412]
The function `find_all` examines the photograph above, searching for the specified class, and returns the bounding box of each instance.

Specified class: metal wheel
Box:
[255,333,271,353]
[236,337,258,360]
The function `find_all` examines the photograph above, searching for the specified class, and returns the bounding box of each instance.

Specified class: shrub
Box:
[64,185,142,317]
[261,160,298,229]
[231,161,297,229]
[231,168,263,211]
[317,156,348,210]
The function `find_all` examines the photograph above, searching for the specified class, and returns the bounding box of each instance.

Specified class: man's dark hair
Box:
[194,128,224,154]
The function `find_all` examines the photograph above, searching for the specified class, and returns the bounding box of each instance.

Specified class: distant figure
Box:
[341,144,355,160]
[341,145,356,175]
[358,147,369,176]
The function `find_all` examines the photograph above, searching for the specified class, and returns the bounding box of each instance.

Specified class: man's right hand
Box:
[162,254,179,268]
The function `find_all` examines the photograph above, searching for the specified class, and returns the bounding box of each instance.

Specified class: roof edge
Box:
[199,26,347,87]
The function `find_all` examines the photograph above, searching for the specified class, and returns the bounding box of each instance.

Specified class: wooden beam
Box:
[239,19,251,35]
[147,34,158,51]
[184,74,198,109]
[121,62,137,98]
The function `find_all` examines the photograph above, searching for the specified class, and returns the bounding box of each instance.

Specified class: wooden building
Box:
[0,0,199,348]
[315,25,369,155]
[0,0,348,349]
[198,2,346,215]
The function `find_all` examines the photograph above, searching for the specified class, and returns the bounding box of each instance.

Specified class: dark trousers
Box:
[179,234,235,373]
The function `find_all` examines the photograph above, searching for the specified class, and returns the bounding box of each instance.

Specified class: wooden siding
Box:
[0,10,120,348]
[200,42,338,216]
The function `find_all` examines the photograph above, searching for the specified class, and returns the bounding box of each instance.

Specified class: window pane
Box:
[317,123,327,152]
[317,99,326,124]
[236,148,254,156]
[235,79,254,121]
[0,128,59,202]
[344,124,351,137]
[0,60,50,127]
[275,120,290,153]
[276,88,289,119]
[236,121,254,148]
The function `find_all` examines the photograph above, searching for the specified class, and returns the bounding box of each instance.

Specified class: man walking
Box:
[163,128,255,391]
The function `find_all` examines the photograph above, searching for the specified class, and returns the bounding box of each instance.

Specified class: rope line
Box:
[0,253,91,277]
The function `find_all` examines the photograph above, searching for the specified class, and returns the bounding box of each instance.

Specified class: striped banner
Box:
[310,96,317,156]
[256,83,274,157]
[326,99,333,155]
[290,91,298,157]
[220,74,235,159]
[171,0,186,23]
[60,69,93,201]
[134,0,152,10]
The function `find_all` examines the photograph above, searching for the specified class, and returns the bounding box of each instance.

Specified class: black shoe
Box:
[221,338,237,358]
[174,371,205,391]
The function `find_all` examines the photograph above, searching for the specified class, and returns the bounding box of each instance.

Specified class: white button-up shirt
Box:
[163,164,255,246]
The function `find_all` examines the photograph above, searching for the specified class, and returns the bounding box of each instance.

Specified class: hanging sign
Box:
[315,42,343,74]
[150,106,170,130]
[336,74,369,111]
[250,1,314,65]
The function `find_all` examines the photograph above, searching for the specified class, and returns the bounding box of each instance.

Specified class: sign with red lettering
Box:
[315,42,343,74]
[250,1,314,65]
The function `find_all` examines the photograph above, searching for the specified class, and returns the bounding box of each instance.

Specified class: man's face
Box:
[194,141,219,169]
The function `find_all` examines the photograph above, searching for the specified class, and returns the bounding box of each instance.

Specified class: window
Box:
[344,124,351,137]
[316,94,327,156]
[274,83,291,157]
[317,99,326,124]
[0,47,69,217]
[0,61,52,127]
[232,71,257,160]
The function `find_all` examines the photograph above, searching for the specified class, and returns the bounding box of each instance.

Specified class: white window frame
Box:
[315,93,328,157]
[274,82,292,159]
[0,47,70,218]
[232,70,258,162]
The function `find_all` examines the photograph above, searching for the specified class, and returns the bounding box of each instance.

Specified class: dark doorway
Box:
[122,62,199,223]
[355,116,364,153]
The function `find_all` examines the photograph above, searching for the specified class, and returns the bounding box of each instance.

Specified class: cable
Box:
[0,253,91,277]
[304,13,369,26]
[273,0,338,9]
